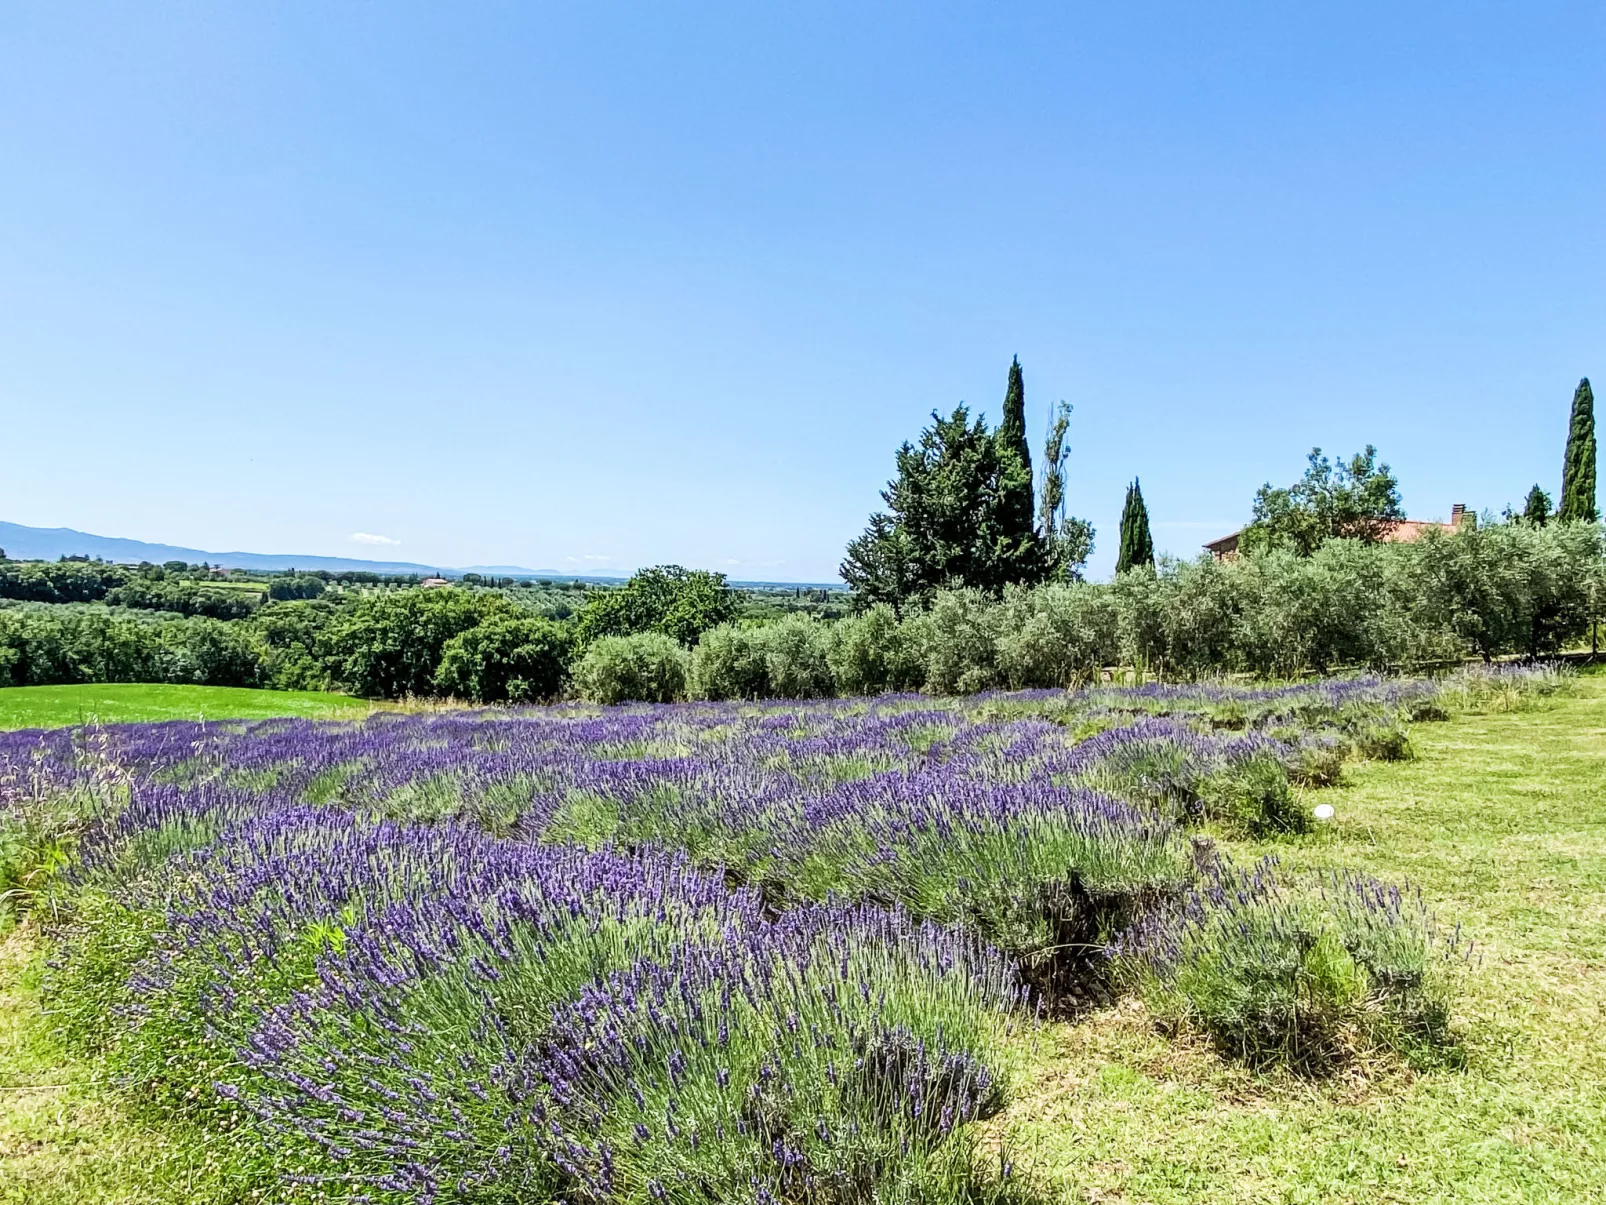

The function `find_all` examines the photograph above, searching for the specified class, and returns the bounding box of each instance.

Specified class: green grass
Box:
[1,678,1603,1202]
[0,683,374,730]
[0,934,245,1204]
[991,675,1606,1203]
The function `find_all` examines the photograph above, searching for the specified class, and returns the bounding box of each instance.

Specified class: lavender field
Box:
[0,668,1557,1203]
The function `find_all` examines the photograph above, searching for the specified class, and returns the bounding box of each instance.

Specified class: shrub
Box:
[994,584,1118,688]
[1413,521,1602,659]
[687,623,770,699]
[1195,752,1307,836]
[1069,721,1304,836]
[571,632,688,703]
[826,603,924,695]
[1048,522,1600,681]
[1435,661,1572,713]
[534,911,1018,1201]
[1287,735,1348,788]
[1350,718,1413,761]
[1115,857,1467,1072]
[691,615,835,701]
[435,615,570,703]
[908,589,1003,695]
[834,795,1185,1010]
[753,613,836,698]
[1159,556,1250,677]
[48,790,1023,1204]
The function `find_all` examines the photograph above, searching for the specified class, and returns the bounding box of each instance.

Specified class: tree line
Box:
[0,564,737,699]
[0,371,1594,702]
[843,361,1596,597]
[2,515,1597,701]
[570,520,1602,702]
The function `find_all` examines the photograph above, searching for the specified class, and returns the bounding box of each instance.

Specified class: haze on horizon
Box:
[1,3,1601,582]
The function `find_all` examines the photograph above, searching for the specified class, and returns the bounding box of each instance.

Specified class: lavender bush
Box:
[1112,853,1472,1071]
[1434,660,1572,713]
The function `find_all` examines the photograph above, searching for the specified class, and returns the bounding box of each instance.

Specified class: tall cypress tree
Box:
[998,356,1032,474]
[994,356,1040,572]
[1116,479,1155,574]
[1560,377,1597,522]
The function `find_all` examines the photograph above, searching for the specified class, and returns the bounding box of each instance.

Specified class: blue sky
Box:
[2,3,1601,581]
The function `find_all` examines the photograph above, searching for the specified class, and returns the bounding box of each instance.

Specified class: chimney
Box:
[1450,503,1466,528]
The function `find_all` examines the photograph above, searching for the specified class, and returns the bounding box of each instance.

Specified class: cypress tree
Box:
[1116,479,1155,574]
[998,356,1032,474]
[1560,377,1597,522]
[994,356,1041,575]
[1521,484,1551,526]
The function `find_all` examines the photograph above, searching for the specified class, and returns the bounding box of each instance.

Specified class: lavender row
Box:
[3,674,1464,977]
[61,787,1023,1203]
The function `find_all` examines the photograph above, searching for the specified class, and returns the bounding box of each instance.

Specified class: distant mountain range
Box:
[0,521,843,590]
[0,521,622,579]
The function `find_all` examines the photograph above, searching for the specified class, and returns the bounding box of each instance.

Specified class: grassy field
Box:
[0,678,1602,1202]
[0,683,373,730]
[992,675,1606,1203]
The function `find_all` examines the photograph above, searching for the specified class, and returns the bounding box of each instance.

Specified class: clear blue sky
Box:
[2,3,1601,581]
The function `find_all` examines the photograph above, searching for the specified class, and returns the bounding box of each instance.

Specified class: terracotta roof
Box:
[1203,506,1469,557]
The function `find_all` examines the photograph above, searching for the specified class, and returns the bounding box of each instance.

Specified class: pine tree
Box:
[1560,378,1597,522]
[841,405,1044,608]
[1522,484,1551,526]
[1116,479,1155,574]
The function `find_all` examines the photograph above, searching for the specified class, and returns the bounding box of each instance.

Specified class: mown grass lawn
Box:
[0,933,242,1204]
[0,683,373,730]
[993,674,1606,1203]
[1,678,1602,1203]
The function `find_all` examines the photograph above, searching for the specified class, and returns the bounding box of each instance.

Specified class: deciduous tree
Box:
[434,616,569,702]
[572,565,735,647]
[1240,446,1404,556]
[1039,400,1095,581]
